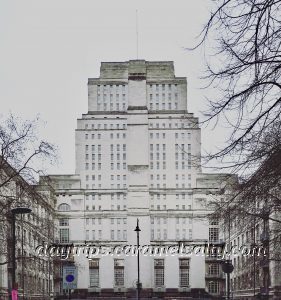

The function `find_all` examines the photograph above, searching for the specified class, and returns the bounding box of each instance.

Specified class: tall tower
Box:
[74,60,205,291]
[48,59,232,298]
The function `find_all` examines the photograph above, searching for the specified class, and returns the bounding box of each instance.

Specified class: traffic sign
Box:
[63,265,77,290]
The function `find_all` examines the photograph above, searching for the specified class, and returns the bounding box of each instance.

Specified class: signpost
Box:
[63,265,77,299]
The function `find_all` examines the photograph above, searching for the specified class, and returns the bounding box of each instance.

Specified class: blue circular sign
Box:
[66,274,75,282]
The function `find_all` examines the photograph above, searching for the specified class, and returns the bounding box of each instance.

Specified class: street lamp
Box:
[10,203,32,299]
[221,207,234,300]
[134,219,141,300]
[222,259,234,300]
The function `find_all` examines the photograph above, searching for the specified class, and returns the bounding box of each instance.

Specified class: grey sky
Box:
[0,0,227,174]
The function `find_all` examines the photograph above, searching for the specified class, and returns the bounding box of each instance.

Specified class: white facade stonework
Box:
[51,60,231,299]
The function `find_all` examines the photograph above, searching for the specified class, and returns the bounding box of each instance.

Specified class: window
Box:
[89,259,99,287]
[209,228,219,243]
[114,259,124,286]
[59,218,69,226]
[154,259,164,287]
[208,281,219,294]
[59,228,69,243]
[209,218,219,226]
[179,259,190,287]
[208,264,220,276]
[58,203,70,212]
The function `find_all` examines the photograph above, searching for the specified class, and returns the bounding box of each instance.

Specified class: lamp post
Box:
[222,259,234,300]
[134,219,141,300]
[10,204,32,299]
[221,207,234,300]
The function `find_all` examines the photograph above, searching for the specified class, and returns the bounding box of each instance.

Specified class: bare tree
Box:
[189,0,281,221]
[0,114,56,278]
[191,0,281,173]
[190,6,281,294]
[0,114,56,188]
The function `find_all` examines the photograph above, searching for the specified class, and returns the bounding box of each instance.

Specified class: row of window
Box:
[85,133,126,139]
[176,144,192,152]
[151,229,193,240]
[97,84,126,92]
[85,204,127,211]
[85,194,127,201]
[151,217,193,225]
[148,83,177,92]
[150,144,166,151]
[88,258,190,288]
[175,162,191,170]
[59,226,218,247]
[175,132,191,139]
[149,161,192,170]
[58,203,194,212]
[85,162,127,171]
[85,123,127,130]
[85,183,194,189]
[150,174,193,181]
[58,203,129,212]
[84,122,195,131]
[16,226,45,249]
[150,132,167,139]
[150,194,192,200]
[97,93,126,102]
[175,153,191,160]
[149,122,194,129]
[59,217,195,228]
[149,93,177,101]
[150,153,166,160]
[149,102,178,111]
[150,183,192,188]
[17,273,50,294]
[96,103,127,111]
[151,205,192,210]
[110,175,127,180]
[231,224,261,249]
[59,193,194,205]
[85,144,102,152]
[85,229,128,241]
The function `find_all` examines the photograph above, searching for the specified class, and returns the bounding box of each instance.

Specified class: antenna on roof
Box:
[136,9,139,59]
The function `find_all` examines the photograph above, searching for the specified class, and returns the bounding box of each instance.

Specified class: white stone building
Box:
[49,60,233,299]
[0,161,56,300]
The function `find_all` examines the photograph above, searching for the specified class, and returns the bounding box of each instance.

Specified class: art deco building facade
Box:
[50,60,232,299]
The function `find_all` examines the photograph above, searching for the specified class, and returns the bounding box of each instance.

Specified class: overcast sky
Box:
[0,0,227,175]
